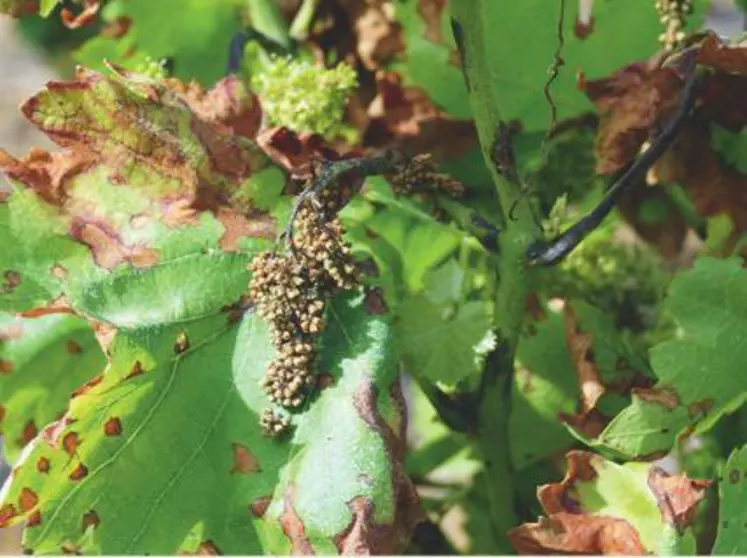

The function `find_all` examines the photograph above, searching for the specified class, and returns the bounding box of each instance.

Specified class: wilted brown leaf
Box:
[652,117,747,235]
[509,451,709,555]
[581,62,683,175]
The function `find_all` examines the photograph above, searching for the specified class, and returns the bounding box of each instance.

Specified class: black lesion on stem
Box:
[526,47,702,267]
[491,120,523,186]
[281,151,405,249]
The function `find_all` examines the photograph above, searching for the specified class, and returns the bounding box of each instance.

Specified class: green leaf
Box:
[0,293,417,554]
[38,0,59,17]
[341,177,465,304]
[453,0,709,133]
[711,123,747,174]
[0,314,106,463]
[393,1,471,119]
[510,306,577,470]
[75,0,243,85]
[395,295,494,389]
[597,257,747,458]
[712,444,747,554]
[0,67,282,316]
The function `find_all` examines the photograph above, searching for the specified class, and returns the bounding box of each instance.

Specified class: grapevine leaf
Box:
[0,293,417,554]
[711,123,747,174]
[260,293,420,554]
[0,66,282,316]
[510,303,578,470]
[394,295,494,389]
[508,451,709,555]
[38,0,60,17]
[341,177,465,304]
[0,314,105,463]
[454,0,709,133]
[598,257,747,458]
[583,62,683,175]
[712,444,747,554]
[392,0,471,119]
[510,299,652,470]
[75,0,242,85]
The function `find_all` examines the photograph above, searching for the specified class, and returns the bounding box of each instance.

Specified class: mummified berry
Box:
[249,175,363,435]
[260,408,291,437]
[386,153,466,198]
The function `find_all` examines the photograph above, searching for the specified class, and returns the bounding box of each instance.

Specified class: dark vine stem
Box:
[526,46,702,266]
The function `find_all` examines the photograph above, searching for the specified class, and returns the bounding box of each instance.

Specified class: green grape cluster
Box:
[132,56,170,79]
[654,0,693,50]
[251,57,357,139]
[539,232,670,331]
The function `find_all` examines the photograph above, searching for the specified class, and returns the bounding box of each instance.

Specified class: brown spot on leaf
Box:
[250,496,271,518]
[333,496,395,554]
[26,510,42,528]
[729,469,740,483]
[563,305,605,415]
[516,368,534,394]
[688,398,714,420]
[72,221,160,271]
[62,432,80,457]
[69,463,88,481]
[0,320,23,341]
[278,485,314,554]
[647,466,710,533]
[349,377,423,552]
[17,420,38,447]
[19,488,38,512]
[574,17,595,39]
[364,288,388,315]
[230,443,261,474]
[60,543,82,555]
[2,270,21,294]
[36,457,51,474]
[103,418,123,437]
[61,0,100,29]
[174,332,190,354]
[71,374,104,398]
[0,504,18,527]
[81,510,100,531]
[0,360,13,375]
[216,208,275,251]
[50,264,69,281]
[125,361,144,380]
[633,386,680,409]
[196,540,222,555]
[0,405,5,422]
[316,373,335,391]
[66,340,83,355]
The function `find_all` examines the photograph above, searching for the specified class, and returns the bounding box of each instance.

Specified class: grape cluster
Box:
[654,0,693,50]
[249,183,362,437]
[386,153,466,197]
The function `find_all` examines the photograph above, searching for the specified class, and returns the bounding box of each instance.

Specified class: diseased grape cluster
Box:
[386,153,466,198]
[249,180,362,437]
[654,0,693,50]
